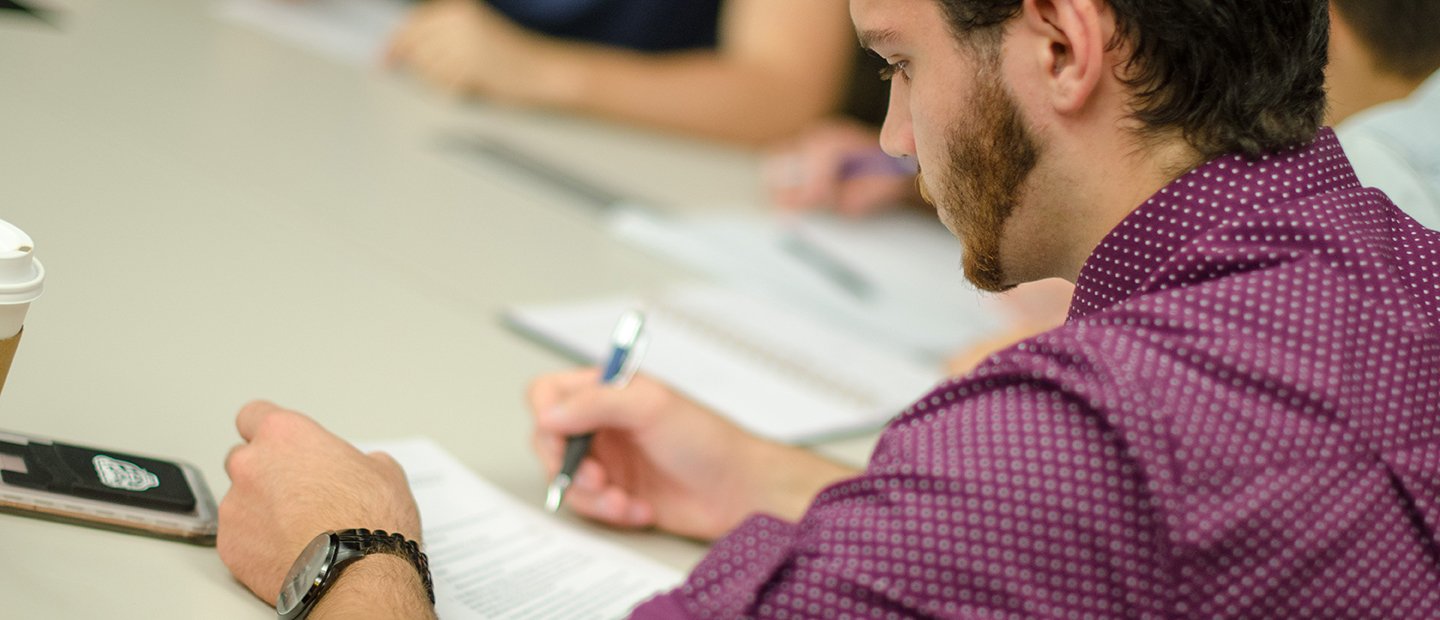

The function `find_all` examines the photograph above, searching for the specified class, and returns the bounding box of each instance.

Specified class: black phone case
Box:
[0,440,197,512]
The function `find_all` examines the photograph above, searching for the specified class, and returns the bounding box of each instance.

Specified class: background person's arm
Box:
[387,0,856,145]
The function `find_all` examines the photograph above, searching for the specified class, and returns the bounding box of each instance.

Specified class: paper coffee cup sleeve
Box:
[0,328,21,395]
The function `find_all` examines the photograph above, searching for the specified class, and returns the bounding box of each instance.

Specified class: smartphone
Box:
[0,429,218,545]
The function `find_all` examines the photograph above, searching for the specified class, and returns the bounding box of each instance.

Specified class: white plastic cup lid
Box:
[0,219,44,305]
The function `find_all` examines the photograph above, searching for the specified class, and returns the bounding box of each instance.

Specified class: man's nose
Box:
[879,85,916,159]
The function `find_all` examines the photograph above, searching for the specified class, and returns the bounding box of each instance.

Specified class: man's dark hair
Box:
[1332,0,1440,80]
[934,0,1329,159]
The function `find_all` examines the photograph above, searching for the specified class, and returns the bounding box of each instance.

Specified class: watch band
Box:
[334,528,436,606]
[279,528,437,620]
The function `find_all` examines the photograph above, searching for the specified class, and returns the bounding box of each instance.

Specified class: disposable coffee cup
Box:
[0,219,44,394]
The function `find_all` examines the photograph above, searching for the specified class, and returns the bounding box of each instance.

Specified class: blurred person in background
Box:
[385,0,877,145]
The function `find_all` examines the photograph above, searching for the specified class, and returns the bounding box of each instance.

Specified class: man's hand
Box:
[218,401,422,607]
[528,370,858,541]
[765,118,921,217]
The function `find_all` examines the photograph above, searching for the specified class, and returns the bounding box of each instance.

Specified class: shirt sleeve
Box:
[633,367,1162,619]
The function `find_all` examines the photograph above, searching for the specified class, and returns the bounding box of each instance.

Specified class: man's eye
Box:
[878,61,909,82]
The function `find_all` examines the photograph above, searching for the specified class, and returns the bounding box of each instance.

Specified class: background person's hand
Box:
[529,370,856,541]
[384,0,546,100]
[765,117,921,217]
[218,401,422,606]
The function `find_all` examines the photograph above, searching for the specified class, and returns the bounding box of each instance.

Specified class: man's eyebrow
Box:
[856,28,901,51]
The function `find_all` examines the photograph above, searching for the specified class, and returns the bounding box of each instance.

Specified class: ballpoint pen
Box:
[837,149,920,179]
[545,309,648,512]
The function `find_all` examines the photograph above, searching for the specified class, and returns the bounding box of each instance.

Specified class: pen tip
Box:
[545,475,571,513]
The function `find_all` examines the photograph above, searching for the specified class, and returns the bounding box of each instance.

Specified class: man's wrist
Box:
[749,439,859,523]
[308,554,436,620]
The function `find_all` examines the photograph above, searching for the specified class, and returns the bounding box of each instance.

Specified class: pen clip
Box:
[600,310,648,389]
[611,334,648,390]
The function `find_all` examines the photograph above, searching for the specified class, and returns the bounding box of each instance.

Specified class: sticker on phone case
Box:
[93,454,160,492]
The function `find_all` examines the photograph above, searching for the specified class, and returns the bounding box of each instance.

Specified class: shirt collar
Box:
[1067,128,1358,321]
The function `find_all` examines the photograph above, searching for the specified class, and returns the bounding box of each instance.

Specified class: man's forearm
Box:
[310,554,436,620]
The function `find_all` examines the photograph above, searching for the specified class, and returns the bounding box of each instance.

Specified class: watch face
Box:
[277,533,335,616]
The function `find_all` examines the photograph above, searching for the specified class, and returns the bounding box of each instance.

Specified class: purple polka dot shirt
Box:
[633,129,1440,618]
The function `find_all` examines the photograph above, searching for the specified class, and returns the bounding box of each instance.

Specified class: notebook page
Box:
[358,438,683,619]
[505,285,946,443]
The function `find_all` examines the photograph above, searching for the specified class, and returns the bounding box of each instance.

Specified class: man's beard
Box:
[919,68,1040,293]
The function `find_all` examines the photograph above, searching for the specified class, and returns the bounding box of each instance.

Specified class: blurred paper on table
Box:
[606,206,1006,361]
[216,0,408,66]
[358,438,682,619]
[505,285,947,444]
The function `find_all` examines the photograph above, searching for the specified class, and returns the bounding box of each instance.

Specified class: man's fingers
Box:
[235,400,282,442]
[536,376,667,436]
[530,429,563,475]
[223,443,250,481]
[561,483,645,528]
[530,428,607,489]
[619,497,655,528]
[574,459,606,492]
[367,450,402,473]
[527,368,604,420]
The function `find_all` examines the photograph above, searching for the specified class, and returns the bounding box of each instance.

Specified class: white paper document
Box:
[506,285,947,443]
[358,438,683,619]
[216,0,409,67]
[607,207,1007,360]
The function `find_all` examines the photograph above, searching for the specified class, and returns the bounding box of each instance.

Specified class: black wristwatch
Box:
[276,528,435,620]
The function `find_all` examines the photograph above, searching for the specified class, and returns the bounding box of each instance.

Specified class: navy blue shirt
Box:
[488,0,723,52]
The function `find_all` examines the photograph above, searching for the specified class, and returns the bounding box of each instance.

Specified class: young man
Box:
[219,0,1440,617]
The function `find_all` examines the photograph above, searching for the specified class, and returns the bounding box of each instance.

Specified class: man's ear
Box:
[1016,0,1106,115]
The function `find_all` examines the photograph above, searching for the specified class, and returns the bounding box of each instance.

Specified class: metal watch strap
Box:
[334,528,436,606]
